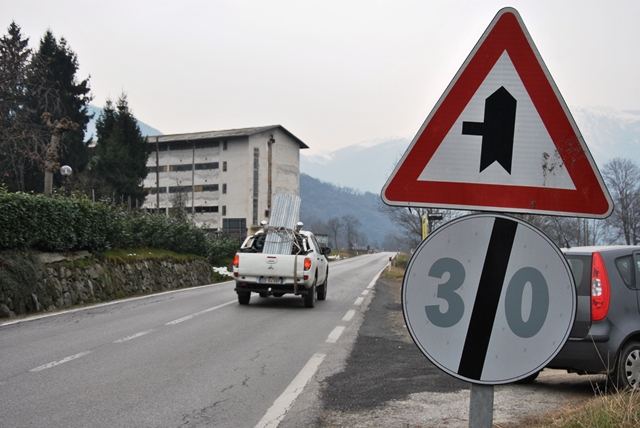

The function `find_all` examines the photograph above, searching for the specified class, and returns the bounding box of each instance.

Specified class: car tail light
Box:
[591,252,610,322]
[233,254,239,278]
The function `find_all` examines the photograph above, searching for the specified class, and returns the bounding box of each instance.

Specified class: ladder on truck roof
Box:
[262,193,302,255]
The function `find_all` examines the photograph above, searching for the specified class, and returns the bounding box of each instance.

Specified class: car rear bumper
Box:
[234,282,313,296]
[547,321,616,374]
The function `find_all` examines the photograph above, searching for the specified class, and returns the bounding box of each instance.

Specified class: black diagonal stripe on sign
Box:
[457,217,518,381]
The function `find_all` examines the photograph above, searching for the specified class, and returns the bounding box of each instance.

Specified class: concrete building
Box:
[143,125,308,237]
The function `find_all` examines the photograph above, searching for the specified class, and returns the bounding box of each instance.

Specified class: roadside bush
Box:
[206,235,240,266]
[0,189,113,252]
[0,187,237,262]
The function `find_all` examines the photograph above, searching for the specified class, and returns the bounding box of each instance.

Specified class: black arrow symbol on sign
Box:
[462,86,517,174]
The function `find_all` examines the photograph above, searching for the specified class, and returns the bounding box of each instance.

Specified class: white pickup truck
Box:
[232,228,331,308]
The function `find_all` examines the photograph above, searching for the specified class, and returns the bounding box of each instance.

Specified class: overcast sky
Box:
[3,0,639,155]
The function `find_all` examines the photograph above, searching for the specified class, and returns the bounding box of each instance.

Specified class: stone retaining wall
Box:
[0,257,217,318]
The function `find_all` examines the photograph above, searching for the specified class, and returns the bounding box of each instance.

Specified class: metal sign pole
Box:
[469,383,493,428]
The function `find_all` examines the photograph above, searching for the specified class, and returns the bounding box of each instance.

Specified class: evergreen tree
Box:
[92,94,149,205]
[0,22,37,191]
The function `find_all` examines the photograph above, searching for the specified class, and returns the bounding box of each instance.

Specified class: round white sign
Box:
[403,213,576,384]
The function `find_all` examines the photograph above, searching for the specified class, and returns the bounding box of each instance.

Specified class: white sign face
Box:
[418,51,575,190]
[402,214,576,384]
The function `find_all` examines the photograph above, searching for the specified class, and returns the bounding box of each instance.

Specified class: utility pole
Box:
[267,135,275,218]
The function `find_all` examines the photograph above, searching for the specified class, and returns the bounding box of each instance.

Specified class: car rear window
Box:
[565,255,591,295]
[615,255,635,288]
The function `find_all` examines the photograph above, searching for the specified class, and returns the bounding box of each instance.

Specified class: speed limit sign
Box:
[403,213,576,384]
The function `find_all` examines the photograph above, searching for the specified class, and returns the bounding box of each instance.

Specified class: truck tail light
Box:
[233,254,239,278]
[591,251,610,322]
[303,257,312,280]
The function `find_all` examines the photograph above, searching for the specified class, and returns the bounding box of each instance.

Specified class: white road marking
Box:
[354,297,364,306]
[367,267,384,289]
[254,353,326,428]
[326,326,345,343]
[361,289,369,296]
[342,309,355,322]
[30,351,92,372]
[114,330,154,343]
[165,300,235,325]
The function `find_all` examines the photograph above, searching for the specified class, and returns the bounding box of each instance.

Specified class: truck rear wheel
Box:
[317,277,327,301]
[237,292,251,305]
[304,281,316,308]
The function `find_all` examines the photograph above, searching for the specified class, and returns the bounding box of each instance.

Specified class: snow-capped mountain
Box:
[301,106,640,194]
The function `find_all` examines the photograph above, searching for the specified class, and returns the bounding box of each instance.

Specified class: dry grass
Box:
[497,389,640,427]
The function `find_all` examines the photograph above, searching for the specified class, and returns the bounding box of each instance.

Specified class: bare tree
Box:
[326,217,342,249]
[378,203,454,251]
[341,214,361,250]
[602,158,640,244]
[42,113,77,196]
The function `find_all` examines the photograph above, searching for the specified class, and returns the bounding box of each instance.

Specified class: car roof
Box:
[562,245,640,255]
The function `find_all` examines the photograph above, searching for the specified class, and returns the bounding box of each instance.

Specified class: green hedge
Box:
[0,188,239,263]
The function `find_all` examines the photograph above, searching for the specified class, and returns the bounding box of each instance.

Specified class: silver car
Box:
[546,245,640,389]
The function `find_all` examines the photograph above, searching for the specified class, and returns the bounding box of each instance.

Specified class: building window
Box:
[223,140,228,150]
[169,141,193,151]
[194,206,219,213]
[195,162,219,170]
[147,165,167,173]
[222,183,227,194]
[195,140,219,149]
[194,184,219,192]
[222,161,227,172]
[168,185,193,193]
[169,164,193,172]
[222,205,226,216]
[147,187,167,195]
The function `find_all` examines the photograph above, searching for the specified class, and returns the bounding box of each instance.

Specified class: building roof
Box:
[146,125,309,149]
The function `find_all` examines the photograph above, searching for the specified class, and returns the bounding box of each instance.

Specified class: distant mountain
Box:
[301,106,640,194]
[299,173,397,250]
[84,105,162,140]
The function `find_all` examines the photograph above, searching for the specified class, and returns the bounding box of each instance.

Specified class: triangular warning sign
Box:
[381,7,612,218]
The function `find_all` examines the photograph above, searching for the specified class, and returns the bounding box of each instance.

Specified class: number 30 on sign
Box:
[402,214,576,385]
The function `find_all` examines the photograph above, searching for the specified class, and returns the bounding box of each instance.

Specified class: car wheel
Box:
[614,341,640,389]
[317,277,327,301]
[304,280,316,308]
[259,292,268,298]
[237,292,250,305]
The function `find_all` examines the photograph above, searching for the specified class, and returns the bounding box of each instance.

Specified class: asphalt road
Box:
[0,252,394,428]
[281,275,608,428]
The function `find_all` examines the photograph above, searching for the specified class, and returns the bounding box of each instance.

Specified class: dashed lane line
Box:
[165,300,236,325]
[114,330,155,343]
[326,326,346,343]
[254,353,326,428]
[342,309,355,322]
[30,351,93,372]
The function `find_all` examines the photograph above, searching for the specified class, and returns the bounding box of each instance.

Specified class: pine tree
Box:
[92,94,149,205]
[0,22,37,191]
